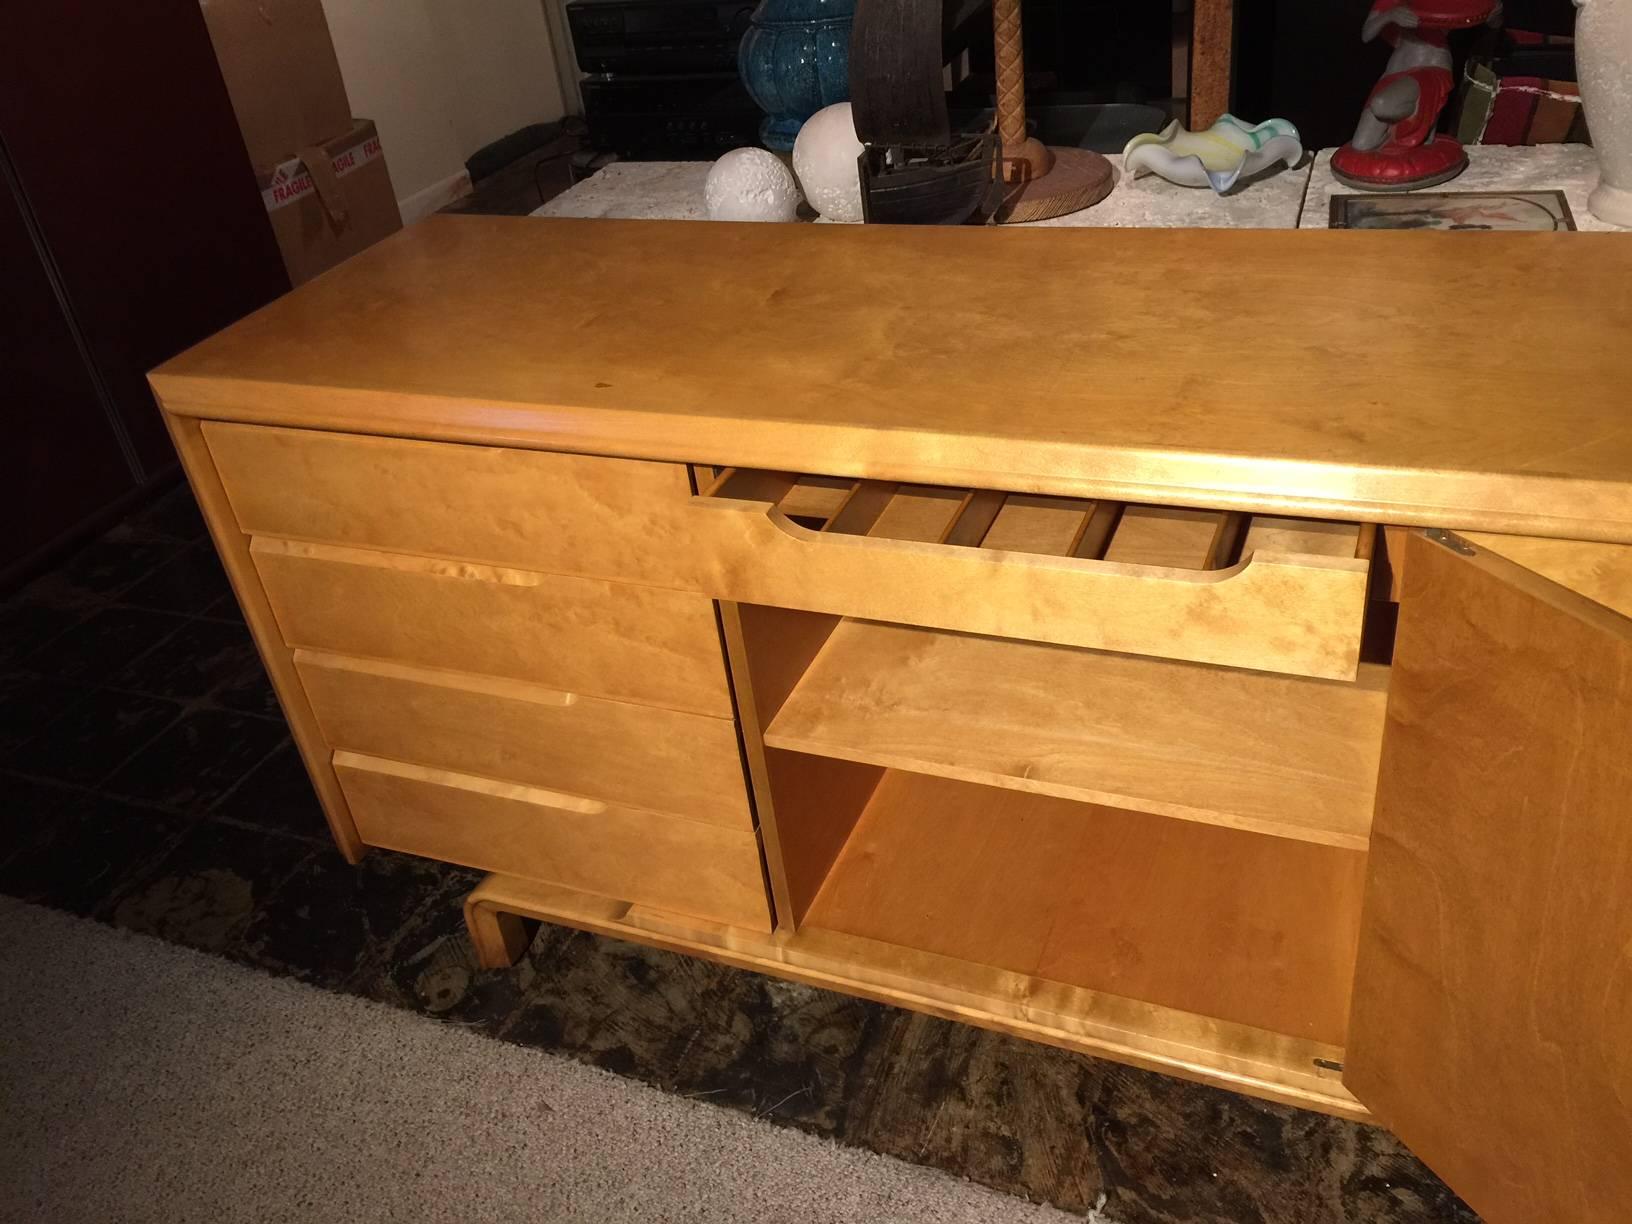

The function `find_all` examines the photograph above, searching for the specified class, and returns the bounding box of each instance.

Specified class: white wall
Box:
[541,0,587,116]
[320,0,568,221]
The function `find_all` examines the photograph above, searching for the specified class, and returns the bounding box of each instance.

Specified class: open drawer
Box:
[692,469,1377,680]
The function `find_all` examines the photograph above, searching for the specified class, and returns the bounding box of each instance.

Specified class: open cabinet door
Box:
[1346,530,1632,1223]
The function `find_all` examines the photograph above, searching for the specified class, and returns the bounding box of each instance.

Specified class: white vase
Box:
[1577,0,1632,226]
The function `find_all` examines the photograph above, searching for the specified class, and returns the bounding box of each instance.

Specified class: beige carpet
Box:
[0,897,1089,1223]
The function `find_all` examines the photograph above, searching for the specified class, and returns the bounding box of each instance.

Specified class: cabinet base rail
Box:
[463,873,1367,1121]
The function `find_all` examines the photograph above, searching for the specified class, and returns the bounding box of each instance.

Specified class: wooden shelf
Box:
[764,620,1388,849]
[804,770,1368,1048]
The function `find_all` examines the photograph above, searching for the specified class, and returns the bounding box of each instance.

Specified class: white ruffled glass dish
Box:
[1122,115,1304,194]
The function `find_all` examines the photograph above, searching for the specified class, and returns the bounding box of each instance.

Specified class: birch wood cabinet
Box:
[153,216,1632,1224]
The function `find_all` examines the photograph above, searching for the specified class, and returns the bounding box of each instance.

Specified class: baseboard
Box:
[398,170,473,225]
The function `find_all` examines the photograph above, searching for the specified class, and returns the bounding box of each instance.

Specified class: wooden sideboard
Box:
[152,216,1632,1224]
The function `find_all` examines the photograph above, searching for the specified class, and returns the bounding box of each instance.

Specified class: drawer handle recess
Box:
[333,752,608,816]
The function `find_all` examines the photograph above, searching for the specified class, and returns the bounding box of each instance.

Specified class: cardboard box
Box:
[260,119,402,285]
[201,0,353,167]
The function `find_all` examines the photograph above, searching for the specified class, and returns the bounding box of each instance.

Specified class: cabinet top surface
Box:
[154,215,1632,540]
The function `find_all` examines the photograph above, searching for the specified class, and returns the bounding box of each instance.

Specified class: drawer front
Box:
[299,651,752,829]
[336,753,771,932]
[694,471,1375,681]
[253,537,733,717]
[205,422,696,584]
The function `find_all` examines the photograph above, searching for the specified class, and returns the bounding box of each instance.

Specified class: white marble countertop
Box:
[535,144,1625,231]
[1301,143,1617,231]
[541,162,715,222]
[1020,155,1312,229]
[535,154,1315,229]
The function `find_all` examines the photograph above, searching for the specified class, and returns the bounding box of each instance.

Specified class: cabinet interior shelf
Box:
[482,762,1373,1114]
[796,769,1369,1049]
[764,619,1389,850]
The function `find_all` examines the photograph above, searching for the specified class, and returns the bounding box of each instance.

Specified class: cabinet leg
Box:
[464,898,532,969]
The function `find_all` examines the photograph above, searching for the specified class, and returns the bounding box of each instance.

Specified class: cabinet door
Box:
[1345,530,1632,1224]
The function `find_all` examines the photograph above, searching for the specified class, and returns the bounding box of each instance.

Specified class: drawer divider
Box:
[824,480,900,536]
[942,490,1007,548]
[1071,501,1124,560]
[704,467,797,503]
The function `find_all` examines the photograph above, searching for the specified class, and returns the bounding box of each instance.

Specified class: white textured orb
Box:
[703,147,800,222]
[793,102,864,222]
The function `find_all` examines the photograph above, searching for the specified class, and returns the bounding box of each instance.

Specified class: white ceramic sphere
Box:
[792,102,864,223]
[703,147,801,222]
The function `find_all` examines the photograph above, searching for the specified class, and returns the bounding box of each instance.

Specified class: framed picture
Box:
[1328,190,1577,231]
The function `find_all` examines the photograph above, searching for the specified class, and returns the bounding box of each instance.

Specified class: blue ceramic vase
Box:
[738,0,854,151]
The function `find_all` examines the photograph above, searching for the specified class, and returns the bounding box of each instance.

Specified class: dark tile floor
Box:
[0,482,1479,1224]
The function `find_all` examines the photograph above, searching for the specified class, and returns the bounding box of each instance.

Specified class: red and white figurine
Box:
[1332,0,1501,191]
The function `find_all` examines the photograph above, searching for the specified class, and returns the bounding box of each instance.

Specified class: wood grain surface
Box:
[807,771,1366,1047]
[717,601,882,928]
[995,146,1114,224]
[153,217,1632,541]
[338,753,771,931]
[161,414,364,860]
[765,620,1387,848]
[1460,531,1632,620]
[1345,532,1632,1223]
[1242,515,1365,560]
[251,537,733,717]
[1189,0,1235,127]
[205,421,695,584]
[465,867,1366,1119]
[1102,505,1227,568]
[979,495,1098,554]
[296,650,751,828]
[849,0,949,147]
[690,492,1371,679]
